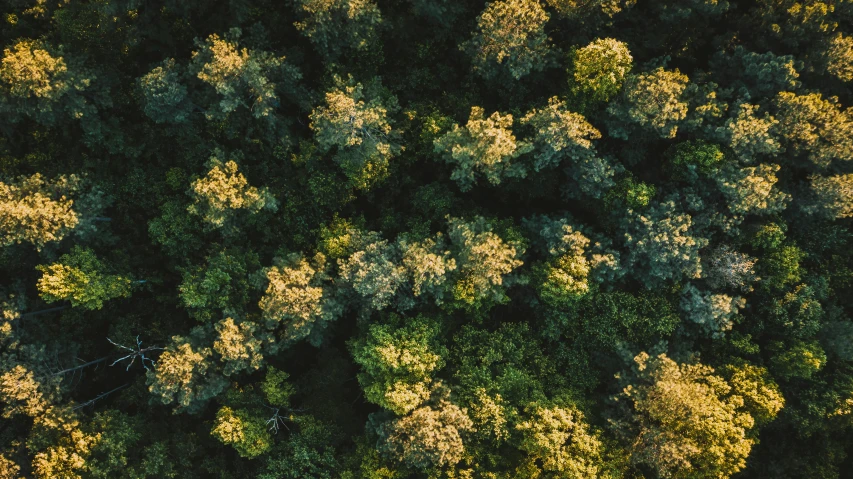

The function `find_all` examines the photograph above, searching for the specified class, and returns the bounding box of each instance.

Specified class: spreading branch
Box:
[108,336,164,371]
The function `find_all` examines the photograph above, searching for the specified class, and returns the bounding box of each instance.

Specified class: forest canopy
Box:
[1,0,853,478]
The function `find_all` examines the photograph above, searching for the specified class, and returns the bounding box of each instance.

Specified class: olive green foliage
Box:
[211,406,273,458]
[179,249,258,322]
[350,315,447,414]
[36,246,131,310]
[570,37,633,102]
[3,0,853,476]
[668,140,726,177]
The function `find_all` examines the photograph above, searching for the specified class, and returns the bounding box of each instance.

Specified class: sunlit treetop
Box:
[465,0,553,80]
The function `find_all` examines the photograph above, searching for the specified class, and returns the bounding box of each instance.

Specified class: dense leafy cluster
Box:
[1,0,853,478]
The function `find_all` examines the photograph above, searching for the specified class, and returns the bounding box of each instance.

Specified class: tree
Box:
[558,290,679,349]
[545,0,635,22]
[0,455,19,479]
[769,340,826,380]
[213,317,265,376]
[825,32,853,82]
[137,59,192,124]
[338,234,407,311]
[721,363,784,427]
[376,383,474,470]
[293,0,382,61]
[434,107,532,191]
[680,283,745,337]
[36,246,132,310]
[452,323,556,409]
[667,140,727,180]
[623,200,707,285]
[1,173,103,250]
[82,411,142,479]
[0,39,95,125]
[446,216,524,311]
[187,149,277,231]
[258,417,341,478]
[607,67,689,139]
[566,153,620,199]
[615,352,756,479]
[723,103,782,163]
[258,253,342,346]
[515,402,604,477]
[190,28,301,121]
[807,173,853,219]
[774,91,853,169]
[147,328,228,413]
[179,249,258,323]
[715,163,789,216]
[527,215,622,286]
[148,200,204,258]
[760,245,804,291]
[521,96,601,171]
[398,234,457,306]
[750,221,787,251]
[712,46,800,97]
[765,282,824,338]
[570,38,633,103]
[211,406,272,458]
[465,0,553,80]
[350,315,447,414]
[534,224,592,307]
[703,245,759,292]
[310,76,401,190]
[605,175,655,209]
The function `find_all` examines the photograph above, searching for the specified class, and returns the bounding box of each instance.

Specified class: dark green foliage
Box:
[2,0,853,477]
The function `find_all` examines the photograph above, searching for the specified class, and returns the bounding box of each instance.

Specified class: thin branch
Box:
[20,306,67,318]
[51,356,110,377]
[72,383,130,411]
